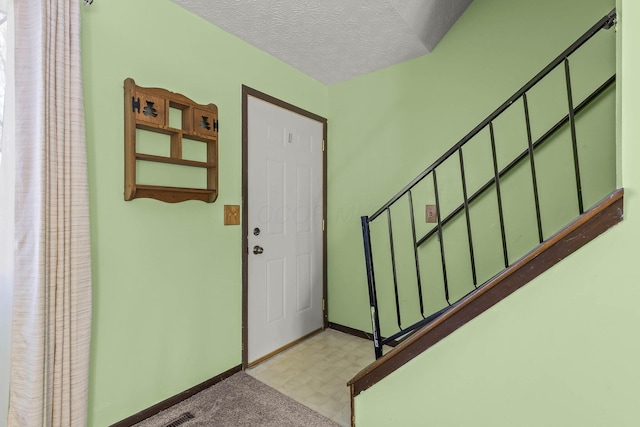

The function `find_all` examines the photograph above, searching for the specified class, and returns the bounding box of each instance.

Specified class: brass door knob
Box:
[253,246,264,255]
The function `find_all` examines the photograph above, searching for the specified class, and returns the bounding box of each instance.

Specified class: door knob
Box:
[253,245,264,255]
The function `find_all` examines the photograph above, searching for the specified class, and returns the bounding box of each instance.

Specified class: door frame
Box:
[241,85,328,368]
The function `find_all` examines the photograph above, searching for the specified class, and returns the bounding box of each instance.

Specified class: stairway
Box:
[353,8,619,402]
[351,188,622,397]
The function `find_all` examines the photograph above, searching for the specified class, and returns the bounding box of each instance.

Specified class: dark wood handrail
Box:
[350,188,623,397]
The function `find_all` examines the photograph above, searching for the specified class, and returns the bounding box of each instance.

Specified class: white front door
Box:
[247,95,324,364]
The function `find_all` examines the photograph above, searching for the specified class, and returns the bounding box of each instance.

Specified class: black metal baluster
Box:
[523,94,544,243]
[408,190,425,317]
[564,58,585,214]
[417,74,615,248]
[361,216,383,359]
[489,122,510,268]
[367,10,615,223]
[458,148,477,287]
[360,11,615,358]
[432,170,450,304]
[387,208,402,330]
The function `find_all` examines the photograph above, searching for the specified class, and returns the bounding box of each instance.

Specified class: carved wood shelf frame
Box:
[124,78,219,203]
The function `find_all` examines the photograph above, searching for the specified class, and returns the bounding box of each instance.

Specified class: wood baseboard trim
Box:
[328,322,398,347]
[349,188,624,398]
[328,322,374,340]
[110,364,242,427]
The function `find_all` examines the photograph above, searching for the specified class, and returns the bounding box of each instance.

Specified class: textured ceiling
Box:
[171,0,473,85]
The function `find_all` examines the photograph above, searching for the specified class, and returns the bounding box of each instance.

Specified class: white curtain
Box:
[0,0,15,424]
[8,0,92,426]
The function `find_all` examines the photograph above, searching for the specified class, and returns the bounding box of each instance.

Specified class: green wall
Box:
[81,1,327,425]
[354,0,640,426]
[327,0,616,338]
[83,0,626,425]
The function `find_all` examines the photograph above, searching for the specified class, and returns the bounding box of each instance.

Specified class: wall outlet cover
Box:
[426,205,437,223]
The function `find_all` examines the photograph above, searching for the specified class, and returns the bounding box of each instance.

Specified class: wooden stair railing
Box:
[359,9,617,360]
[349,188,623,401]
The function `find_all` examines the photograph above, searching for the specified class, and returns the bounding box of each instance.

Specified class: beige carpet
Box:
[133,372,340,427]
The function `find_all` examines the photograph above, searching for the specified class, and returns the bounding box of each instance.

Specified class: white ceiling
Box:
[171,0,473,85]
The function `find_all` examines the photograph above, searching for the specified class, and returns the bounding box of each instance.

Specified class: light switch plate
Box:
[224,205,240,225]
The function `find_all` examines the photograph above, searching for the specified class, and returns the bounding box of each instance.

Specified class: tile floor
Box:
[246,329,380,427]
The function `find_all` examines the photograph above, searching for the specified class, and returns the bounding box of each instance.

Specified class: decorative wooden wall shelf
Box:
[124,78,219,203]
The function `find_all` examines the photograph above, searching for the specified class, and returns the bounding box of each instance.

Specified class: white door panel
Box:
[247,96,323,364]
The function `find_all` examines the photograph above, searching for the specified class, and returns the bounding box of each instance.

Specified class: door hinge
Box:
[322,299,325,311]
[322,219,325,231]
[322,139,326,152]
